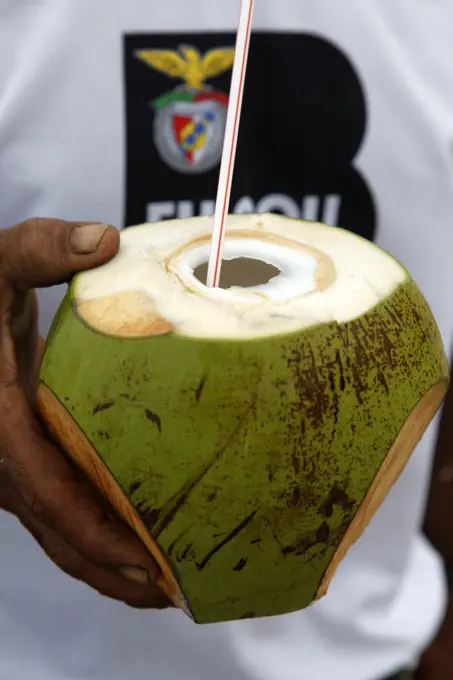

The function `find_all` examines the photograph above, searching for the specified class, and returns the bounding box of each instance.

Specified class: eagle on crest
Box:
[135,45,235,90]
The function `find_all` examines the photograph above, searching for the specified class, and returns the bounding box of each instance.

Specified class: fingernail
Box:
[119,566,152,587]
[70,224,110,254]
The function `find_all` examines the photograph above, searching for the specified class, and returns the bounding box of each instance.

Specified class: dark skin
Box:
[0,217,170,610]
[0,217,451,675]
[414,383,453,678]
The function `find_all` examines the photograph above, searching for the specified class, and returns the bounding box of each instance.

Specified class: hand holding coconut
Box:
[0,218,169,610]
[36,213,449,624]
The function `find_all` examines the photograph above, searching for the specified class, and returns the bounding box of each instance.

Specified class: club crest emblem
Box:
[135,45,235,174]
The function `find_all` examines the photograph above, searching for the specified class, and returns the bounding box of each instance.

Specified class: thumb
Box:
[0,218,120,289]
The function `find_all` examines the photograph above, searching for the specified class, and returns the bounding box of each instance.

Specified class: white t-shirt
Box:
[1,2,453,679]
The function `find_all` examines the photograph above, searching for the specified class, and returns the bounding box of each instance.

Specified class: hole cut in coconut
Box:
[178,236,322,302]
[193,257,281,290]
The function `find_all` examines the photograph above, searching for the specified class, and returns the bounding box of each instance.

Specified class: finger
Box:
[1,384,161,582]
[0,287,37,391]
[15,505,170,609]
[11,291,39,399]
[35,335,46,369]
[0,218,120,289]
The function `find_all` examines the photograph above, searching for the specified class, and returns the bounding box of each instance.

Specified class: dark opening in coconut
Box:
[194,257,281,290]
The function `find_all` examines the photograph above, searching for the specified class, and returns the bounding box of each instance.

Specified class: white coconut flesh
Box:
[74,214,407,340]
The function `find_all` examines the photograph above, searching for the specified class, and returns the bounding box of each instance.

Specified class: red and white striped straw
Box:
[206,0,255,288]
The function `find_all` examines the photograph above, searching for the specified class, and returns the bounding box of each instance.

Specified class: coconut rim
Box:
[67,215,414,342]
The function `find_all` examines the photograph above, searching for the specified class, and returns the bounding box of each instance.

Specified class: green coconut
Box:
[37,213,449,624]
